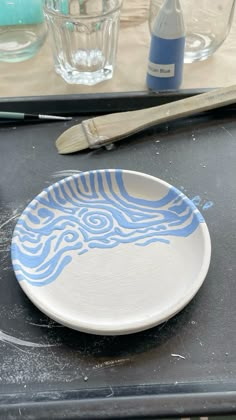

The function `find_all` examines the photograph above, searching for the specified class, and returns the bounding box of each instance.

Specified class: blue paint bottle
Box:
[147,0,185,92]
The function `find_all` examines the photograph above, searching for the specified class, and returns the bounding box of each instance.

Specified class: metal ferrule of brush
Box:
[82,120,110,149]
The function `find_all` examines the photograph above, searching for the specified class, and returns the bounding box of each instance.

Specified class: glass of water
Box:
[44,0,123,85]
[0,0,47,63]
[149,0,236,63]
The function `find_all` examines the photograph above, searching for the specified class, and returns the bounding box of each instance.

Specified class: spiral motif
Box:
[11,170,204,286]
[79,210,114,234]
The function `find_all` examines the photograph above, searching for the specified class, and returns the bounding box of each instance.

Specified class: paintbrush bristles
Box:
[56,124,89,154]
[56,109,154,154]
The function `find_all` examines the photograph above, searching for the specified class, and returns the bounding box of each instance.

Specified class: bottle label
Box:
[147,62,175,78]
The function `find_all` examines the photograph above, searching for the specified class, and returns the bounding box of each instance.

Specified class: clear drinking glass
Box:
[44,0,123,85]
[0,0,47,63]
[149,0,236,63]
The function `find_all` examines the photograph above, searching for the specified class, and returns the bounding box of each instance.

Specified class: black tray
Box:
[1,89,236,420]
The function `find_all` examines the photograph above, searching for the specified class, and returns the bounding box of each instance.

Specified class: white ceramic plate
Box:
[11,169,211,335]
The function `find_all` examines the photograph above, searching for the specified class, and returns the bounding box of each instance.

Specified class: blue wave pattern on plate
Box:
[11,170,204,287]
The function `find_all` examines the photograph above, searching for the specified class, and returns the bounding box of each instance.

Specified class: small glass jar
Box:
[0,0,47,63]
[43,0,123,85]
[149,0,236,63]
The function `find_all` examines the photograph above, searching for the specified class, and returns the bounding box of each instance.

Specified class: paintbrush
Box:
[0,112,72,121]
[56,84,236,154]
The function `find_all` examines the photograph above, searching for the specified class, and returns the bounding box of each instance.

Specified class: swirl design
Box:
[11,170,204,287]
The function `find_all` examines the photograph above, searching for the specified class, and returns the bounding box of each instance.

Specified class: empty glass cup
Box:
[44,0,123,85]
[149,0,236,63]
[0,0,47,63]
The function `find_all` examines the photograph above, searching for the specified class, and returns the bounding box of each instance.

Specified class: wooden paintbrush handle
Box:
[93,85,236,144]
